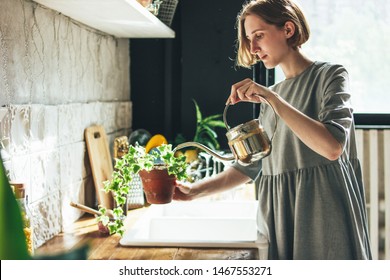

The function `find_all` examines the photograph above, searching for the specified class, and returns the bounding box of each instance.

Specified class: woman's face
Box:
[244,14,290,69]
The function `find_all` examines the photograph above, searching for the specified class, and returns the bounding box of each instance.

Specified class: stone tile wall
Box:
[0,0,131,249]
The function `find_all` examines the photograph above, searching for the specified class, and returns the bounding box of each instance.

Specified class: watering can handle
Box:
[223,97,278,142]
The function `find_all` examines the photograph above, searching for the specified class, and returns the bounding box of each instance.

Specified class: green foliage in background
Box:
[175,99,226,150]
[193,99,226,150]
[0,157,31,260]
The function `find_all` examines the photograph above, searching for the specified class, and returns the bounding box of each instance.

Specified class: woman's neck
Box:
[280,50,313,79]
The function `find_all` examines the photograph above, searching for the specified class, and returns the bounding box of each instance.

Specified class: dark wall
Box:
[130,0,253,149]
[180,0,253,148]
[130,38,166,134]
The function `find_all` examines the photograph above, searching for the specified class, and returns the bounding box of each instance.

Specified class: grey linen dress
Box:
[232,61,372,260]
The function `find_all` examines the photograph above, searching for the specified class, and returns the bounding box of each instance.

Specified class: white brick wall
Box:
[0,0,131,248]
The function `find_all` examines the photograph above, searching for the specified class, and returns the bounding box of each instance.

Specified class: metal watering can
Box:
[174,100,277,166]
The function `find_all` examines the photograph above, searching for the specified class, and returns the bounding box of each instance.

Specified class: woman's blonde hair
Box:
[236,0,310,68]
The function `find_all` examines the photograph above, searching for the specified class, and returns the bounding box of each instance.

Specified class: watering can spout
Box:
[173,142,236,162]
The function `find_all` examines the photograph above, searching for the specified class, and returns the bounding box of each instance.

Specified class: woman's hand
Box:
[173,180,194,201]
[226,78,273,105]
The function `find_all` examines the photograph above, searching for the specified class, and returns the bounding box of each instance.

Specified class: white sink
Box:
[120,200,268,259]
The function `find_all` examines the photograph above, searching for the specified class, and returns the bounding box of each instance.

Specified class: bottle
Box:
[11,183,34,255]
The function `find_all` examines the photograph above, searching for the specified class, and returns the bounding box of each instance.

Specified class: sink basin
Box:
[119,200,268,259]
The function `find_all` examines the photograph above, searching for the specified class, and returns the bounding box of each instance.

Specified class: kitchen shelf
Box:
[33,0,175,38]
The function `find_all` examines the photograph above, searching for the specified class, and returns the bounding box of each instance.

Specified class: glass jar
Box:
[137,0,153,7]
[12,183,34,255]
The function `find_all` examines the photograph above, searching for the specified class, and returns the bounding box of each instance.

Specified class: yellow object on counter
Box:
[24,227,33,255]
[184,149,199,163]
[145,134,168,153]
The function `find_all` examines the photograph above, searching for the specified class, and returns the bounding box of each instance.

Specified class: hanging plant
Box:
[98,143,189,235]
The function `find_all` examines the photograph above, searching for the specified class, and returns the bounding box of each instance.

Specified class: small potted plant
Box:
[97,143,189,235]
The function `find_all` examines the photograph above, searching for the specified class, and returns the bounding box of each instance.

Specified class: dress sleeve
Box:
[231,158,262,181]
[318,64,353,149]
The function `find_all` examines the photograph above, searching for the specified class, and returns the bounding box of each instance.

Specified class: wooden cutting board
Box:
[85,125,114,210]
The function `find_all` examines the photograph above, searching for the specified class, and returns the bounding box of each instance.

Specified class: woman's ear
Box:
[284,21,295,39]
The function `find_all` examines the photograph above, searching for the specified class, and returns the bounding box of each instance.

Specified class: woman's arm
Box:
[173,166,251,201]
[269,92,343,160]
[228,78,343,161]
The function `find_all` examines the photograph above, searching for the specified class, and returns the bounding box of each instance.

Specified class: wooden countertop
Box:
[35,206,259,260]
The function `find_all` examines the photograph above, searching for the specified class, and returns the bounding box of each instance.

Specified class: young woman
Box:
[173,0,372,260]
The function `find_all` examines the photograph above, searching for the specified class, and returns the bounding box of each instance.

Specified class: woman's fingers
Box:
[227,78,263,104]
[237,83,252,101]
[172,181,192,201]
[227,78,250,104]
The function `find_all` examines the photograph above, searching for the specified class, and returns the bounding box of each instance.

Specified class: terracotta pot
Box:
[139,168,176,204]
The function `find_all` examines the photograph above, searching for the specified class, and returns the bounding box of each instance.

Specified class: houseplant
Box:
[174,99,226,160]
[173,99,226,181]
[98,143,189,235]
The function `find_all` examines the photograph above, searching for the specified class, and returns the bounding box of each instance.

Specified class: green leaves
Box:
[99,143,190,235]
[107,219,124,237]
[192,99,225,150]
[0,158,31,259]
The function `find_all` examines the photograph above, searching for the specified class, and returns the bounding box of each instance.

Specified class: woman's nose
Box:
[250,42,260,55]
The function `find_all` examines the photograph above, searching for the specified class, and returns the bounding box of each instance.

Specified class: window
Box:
[274,0,390,115]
